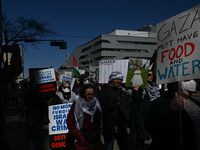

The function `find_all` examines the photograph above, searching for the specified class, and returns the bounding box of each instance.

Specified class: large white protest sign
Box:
[99,60,129,83]
[157,5,200,84]
[34,68,56,84]
[49,103,72,135]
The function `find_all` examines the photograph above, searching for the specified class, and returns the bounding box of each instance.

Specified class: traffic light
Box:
[60,41,67,49]
[50,41,67,49]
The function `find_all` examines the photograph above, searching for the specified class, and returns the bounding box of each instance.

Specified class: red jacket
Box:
[67,102,102,150]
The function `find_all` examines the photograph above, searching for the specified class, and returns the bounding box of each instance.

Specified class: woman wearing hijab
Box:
[67,84,103,150]
[130,70,157,149]
[53,79,77,104]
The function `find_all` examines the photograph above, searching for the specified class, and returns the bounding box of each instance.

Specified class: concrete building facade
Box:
[60,27,157,77]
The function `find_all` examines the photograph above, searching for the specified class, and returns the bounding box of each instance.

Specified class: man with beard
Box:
[99,71,131,150]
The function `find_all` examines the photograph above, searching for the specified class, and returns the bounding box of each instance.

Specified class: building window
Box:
[90,49,102,55]
[118,40,156,45]
[81,45,92,52]
[103,56,115,59]
[90,48,149,55]
[93,56,115,62]
[94,40,111,47]
[81,61,89,65]
[79,55,86,60]
[93,56,104,61]
[123,57,150,59]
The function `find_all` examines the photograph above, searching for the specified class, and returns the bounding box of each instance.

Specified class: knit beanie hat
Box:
[108,71,124,83]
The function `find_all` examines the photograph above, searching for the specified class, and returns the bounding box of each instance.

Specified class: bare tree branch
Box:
[2,14,57,48]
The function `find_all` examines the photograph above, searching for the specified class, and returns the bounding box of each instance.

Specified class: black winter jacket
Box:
[98,84,131,134]
[145,91,198,150]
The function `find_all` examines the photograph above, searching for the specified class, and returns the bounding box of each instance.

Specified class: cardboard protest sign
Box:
[36,82,56,97]
[126,58,150,88]
[157,5,200,84]
[29,68,47,83]
[99,60,129,84]
[29,68,57,97]
[49,103,72,149]
[34,68,56,84]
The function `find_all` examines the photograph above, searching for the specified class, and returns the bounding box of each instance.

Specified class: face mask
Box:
[84,80,90,85]
[182,80,196,92]
[63,88,70,93]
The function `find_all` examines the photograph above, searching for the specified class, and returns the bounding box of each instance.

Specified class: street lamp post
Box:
[79,54,91,77]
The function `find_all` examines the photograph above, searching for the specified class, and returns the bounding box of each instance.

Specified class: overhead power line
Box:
[55,34,96,38]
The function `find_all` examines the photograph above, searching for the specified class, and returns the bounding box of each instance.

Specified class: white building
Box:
[60,26,157,77]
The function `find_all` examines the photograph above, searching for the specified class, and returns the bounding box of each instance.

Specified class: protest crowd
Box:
[0,44,200,150]
[1,6,200,150]
[14,70,200,150]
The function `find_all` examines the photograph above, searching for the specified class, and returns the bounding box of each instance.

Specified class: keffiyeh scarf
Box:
[56,91,71,103]
[146,82,160,102]
[74,96,103,130]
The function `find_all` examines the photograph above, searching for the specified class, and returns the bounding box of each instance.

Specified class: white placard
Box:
[49,103,72,135]
[58,75,75,90]
[34,68,56,84]
[157,5,200,84]
[57,71,72,78]
[99,60,129,83]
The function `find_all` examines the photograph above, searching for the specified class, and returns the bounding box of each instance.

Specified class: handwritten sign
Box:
[157,5,200,84]
[99,60,129,83]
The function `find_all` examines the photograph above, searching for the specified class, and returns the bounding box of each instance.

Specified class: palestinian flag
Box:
[73,55,80,79]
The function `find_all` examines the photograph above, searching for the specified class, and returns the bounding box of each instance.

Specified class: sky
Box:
[2,0,200,78]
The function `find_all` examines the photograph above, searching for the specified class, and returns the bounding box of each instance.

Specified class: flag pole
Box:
[178,81,183,149]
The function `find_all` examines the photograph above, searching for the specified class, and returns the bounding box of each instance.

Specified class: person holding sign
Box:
[67,84,103,150]
[145,81,197,150]
[130,65,143,87]
[130,70,157,149]
[53,80,77,104]
[179,80,200,150]
[99,71,131,150]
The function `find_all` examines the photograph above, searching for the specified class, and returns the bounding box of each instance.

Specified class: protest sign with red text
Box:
[157,5,200,84]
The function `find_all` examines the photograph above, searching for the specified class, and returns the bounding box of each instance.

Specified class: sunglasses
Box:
[148,73,153,76]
